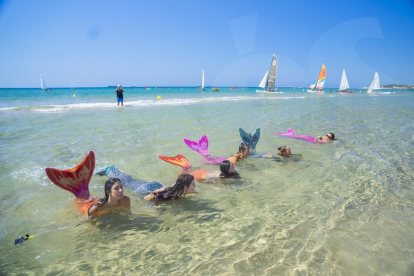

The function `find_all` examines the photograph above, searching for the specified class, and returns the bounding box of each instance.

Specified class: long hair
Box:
[161,174,194,200]
[102,178,122,203]
[238,142,249,154]
[329,132,336,140]
[219,160,240,179]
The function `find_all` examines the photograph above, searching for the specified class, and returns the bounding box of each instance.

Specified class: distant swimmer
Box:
[315,132,335,143]
[87,178,130,217]
[144,174,196,204]
[114,84,124,106]
[275,128,336,144]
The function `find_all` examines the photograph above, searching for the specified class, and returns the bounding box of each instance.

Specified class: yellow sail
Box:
[316,64,326,90]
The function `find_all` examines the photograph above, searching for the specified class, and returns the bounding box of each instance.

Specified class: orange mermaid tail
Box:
[158,154,192,170]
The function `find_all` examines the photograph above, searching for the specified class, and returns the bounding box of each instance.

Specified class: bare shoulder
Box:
[122,196,131,207]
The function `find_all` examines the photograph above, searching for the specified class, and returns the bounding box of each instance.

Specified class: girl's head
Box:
[278,146,292,157]
[220,160,236,175]
[327,132,335,140]
[165,174,195,199]
[104,178,123,202]
[238,143,250,156]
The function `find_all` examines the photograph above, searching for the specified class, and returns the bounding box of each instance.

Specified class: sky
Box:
[0,0,413,88]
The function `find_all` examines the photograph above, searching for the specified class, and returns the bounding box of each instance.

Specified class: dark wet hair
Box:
[238,142,249,154]
[329,132,335,140]
[220,160,231,175]
[103,178,122,203]
[219,160,240,179]
[158,174,194,200]
[278,146,291,156]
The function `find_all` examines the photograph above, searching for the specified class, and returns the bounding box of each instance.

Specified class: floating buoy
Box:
[73,94,76,97]
[157,96,161,100]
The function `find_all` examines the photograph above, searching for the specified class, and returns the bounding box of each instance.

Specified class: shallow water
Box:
[1,88,414,275]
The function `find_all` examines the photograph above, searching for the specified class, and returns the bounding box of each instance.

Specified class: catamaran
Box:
[40,74,51,92]
[256,55,284,94]
[337,69,354,93]
[308,64,326,93]
[198,70,205,91]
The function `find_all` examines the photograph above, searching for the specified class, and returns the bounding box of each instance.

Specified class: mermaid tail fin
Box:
[183,135,210,156]
[275,128,295,136]
[275,128,316,143]
[45,151,95,199]
[239,128,260,152]
[158,154,192,170]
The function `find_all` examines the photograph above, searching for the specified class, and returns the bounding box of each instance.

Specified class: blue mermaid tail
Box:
[95,166,163,194]
[239,128,260,153]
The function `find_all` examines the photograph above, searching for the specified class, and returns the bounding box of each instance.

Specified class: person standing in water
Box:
[114,85,124,106]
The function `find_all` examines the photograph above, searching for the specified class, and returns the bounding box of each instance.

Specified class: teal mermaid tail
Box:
[95,166,163,194]
[239,128,260,152]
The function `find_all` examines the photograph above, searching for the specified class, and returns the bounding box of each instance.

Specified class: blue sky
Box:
[0,0,413,88]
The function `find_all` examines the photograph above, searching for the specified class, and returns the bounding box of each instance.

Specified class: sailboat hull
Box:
[256,90,284,94]
[307,90,325,93]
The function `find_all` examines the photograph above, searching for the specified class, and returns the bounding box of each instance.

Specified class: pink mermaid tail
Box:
[275,128,317,143]
[183,135,226,164]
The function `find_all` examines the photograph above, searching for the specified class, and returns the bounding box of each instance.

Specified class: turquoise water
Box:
[1,87,414,275]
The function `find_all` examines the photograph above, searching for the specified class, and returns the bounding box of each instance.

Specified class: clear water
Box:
[1,87,414,275]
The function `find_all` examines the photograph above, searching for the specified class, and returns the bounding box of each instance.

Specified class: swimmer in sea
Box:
[315,132,335,143]
[144,174,195,204]
[261,146,293,159]
[227,142,250,164]
[88,178,130,217]
[157,155,241,182]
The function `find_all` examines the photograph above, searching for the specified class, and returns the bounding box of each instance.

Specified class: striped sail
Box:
[267,55,278,88]
[316,64,326,90]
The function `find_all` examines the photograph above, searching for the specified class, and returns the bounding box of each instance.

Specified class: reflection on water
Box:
[1,91,414,275]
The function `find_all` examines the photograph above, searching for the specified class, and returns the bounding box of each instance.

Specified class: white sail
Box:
[368,72,380,93]
[40,74,47,90]
[309,76,317,90]
[201,70,205,89]
[258,71,269,88]
[339,69,349,91]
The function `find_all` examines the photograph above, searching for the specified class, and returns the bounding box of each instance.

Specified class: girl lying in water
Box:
[88,178,130,217]
[144,174,196,203]
[227,142,250,164]
[45,151,132,217]
[157,155,240,182]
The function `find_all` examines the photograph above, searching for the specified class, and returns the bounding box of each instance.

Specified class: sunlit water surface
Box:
[1,88,414,275]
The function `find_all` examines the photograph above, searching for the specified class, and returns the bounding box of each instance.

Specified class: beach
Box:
[1,87,414,275]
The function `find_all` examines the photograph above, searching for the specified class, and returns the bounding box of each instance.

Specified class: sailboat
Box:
[337,69,354,93]
[307,64,326,93]
[198,70,205,91]
[367,72,380,94]
[40,74,51,92]
[256,55,284,94]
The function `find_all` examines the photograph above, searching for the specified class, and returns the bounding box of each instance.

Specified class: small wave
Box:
[2,96,306,113]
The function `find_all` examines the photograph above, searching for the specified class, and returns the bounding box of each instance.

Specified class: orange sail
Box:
[316,64,326,90]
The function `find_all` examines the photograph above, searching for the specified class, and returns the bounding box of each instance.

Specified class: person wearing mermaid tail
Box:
[144,174,196,204]
[259,145,302,161]
[227,142,250,164]
[88,178,130,217]
[94,165,163,194]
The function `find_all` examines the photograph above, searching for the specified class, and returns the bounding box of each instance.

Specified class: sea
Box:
[1,87,414,275]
